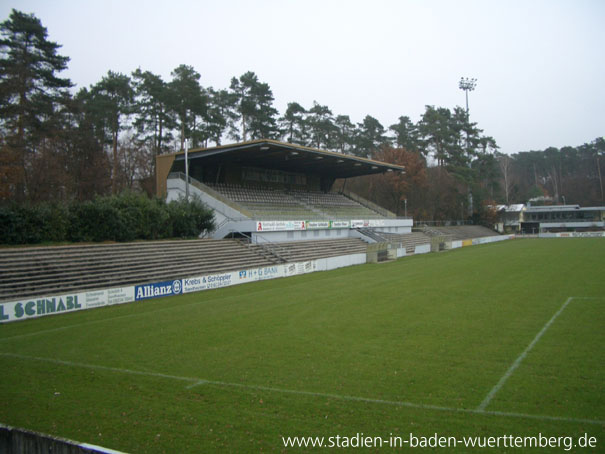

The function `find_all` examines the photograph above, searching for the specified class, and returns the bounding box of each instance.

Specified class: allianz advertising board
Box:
[135,279,182,301]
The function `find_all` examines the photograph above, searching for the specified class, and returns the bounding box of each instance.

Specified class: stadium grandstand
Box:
[156,139,413,243]
[1,139,505,307]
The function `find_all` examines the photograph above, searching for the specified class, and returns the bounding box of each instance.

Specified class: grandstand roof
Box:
[172,139,406,178]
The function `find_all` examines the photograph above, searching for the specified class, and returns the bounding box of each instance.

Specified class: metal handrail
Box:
[234,231,288,264]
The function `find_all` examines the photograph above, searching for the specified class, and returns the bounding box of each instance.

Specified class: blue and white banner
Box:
[135,280,182,301]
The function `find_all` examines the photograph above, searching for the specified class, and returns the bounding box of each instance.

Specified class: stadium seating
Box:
[0,239,279,302]
[208,183,383,220]
[421,225,497,241]
[290,190,381,219]
[264,238,368,262]
[374,232,433,254]
[0,238,370,303]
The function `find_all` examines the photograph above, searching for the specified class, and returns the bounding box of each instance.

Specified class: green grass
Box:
[1,238,604,453]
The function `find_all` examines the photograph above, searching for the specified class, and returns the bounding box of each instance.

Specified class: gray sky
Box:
[2,0,604,153]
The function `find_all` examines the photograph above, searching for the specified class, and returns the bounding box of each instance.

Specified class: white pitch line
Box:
[0,352,200,385]
[1,351,603,426]
[185,379,208,389]
[477,297,574,411]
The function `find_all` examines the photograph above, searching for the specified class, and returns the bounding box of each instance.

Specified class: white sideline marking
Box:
[0,352,199,384]
[477,297,575,411]
[1,352,603,427]
[186,379,208,389]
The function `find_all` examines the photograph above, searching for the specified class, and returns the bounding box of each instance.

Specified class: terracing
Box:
[264,238,367,263]
[207,183,384,220]
[0,238,370,303]
[372,231,433,254]
[421,225,498,241]
[363,225,499,254]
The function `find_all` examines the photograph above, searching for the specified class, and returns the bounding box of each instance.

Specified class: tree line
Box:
[1,9,603,225]
[345,137,604,222]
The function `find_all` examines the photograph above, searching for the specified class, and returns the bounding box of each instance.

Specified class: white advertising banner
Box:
[182,271,236,293]
[368,219,386,227]
[539,231,605,238]
[107,286,135,305]
[450,240,463,249]
[307,221,330,230]
[84,290,107,308]
[0,293,85,322]
[414,244,431,254]
[350,220,367,228]
[330,220,350,229]
[0,285,136,323]
[256,220,306,232]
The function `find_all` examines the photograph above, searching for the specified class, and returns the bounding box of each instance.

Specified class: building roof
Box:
[524,205,605,212]
[170,139,406,179]
[496,204,525,212]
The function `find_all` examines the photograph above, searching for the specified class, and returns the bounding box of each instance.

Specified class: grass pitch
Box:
[0,238,603,452]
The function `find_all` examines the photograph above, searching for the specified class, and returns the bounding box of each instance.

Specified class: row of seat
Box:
[0,239,280,302]
[0,238,372,302]
[265,238,368,263]
[208,183,384,220]
[375,232,433,253]
[211,184,299,205]
[423,225,497,241]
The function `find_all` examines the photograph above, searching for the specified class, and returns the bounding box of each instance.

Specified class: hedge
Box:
[0,192,215,245]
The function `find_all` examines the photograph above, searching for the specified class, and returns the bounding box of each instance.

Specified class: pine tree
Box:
[228,71,278,141]
[306,102,335,149]
[354,115,387,157]
[132,68,174,158]
[168,65,206,150]
[0,9,72,200]
[389,116,419,152]
[88,71,134,194]
[279,102,307,145]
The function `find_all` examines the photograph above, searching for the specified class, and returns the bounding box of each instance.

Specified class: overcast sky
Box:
[2,0,603,154]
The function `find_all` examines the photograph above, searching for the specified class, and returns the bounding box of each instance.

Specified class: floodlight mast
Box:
[185,139,190,202]
[458,77,477,115]
[459,77,477,217]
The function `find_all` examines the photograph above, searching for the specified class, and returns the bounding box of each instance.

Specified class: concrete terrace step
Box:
[376,232,432,253]
[421,225,498,241]
[0,255,263,284]
[0,258,276,302]
[0,250,272,287]
[0,238,373,302]
[0,242,260,275]
[0,239,235,264]
[268,239,368,262]
[0,239,281,302]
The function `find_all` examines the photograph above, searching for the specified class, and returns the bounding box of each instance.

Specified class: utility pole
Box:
[459,77,477,217]
[185,138,190,202]
[598,156,604,203]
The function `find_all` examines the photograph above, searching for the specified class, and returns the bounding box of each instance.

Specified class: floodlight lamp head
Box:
[459,76,477,91]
